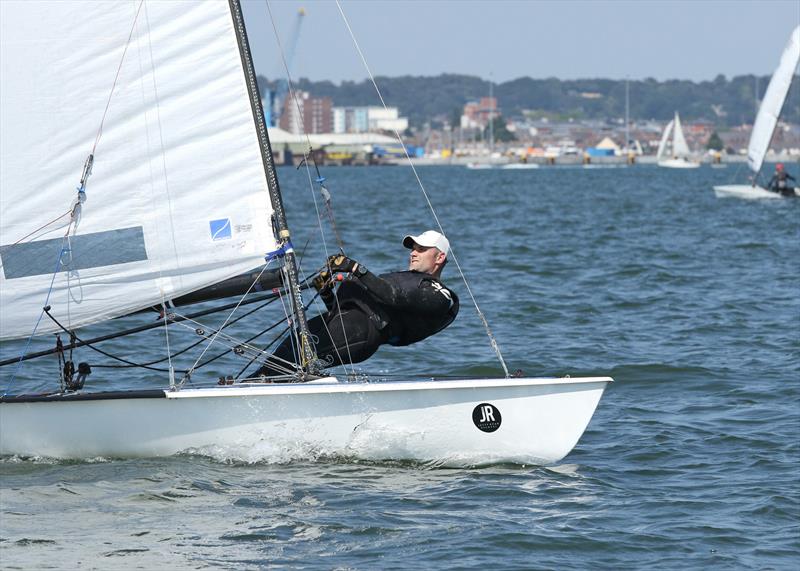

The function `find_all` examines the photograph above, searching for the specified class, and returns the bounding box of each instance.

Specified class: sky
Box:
[241,0,800,84]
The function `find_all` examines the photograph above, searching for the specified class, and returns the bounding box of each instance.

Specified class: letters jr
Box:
[479,405,495,423]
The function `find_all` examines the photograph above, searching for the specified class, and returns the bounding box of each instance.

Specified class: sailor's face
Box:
[408,243,443,273]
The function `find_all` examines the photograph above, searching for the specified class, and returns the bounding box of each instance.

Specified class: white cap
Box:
[402,230,450,256]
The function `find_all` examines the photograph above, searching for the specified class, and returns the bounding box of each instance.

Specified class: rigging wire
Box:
[234,323,290,378]
[92,0,145,155]
[299,155,345,251]
[91,295,281,369]
[176,238,319,384]
[3,222,78,396]
[333,0,510,377]
[0,289,294,369]
[181,260,285,386]
[232,290,322,379]
[277,265,303,375]
[9,210,73,246]
[141,0,182,388]
[43,308,185,374]
[263,0,358,376]
[42,298,299,377]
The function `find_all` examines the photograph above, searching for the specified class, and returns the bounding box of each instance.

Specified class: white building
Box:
[333,106,408,134]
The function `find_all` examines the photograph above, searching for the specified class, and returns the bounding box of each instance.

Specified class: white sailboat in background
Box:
[657,112,701,168]
[0,0,610,464]
[714,26,800,199]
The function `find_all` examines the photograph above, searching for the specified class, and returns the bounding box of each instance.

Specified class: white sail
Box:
[656,120,674,160]
[747,26,800,175]
[0,1,279,340]
[672,112,691,158]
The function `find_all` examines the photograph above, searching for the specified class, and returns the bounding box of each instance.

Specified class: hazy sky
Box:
[241,0,800,84]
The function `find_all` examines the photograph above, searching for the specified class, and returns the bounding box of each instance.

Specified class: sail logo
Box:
[209,218,232,241]
[472,403,502,433]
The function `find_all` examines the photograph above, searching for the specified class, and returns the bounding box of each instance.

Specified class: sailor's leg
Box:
[251,320,315,378]
[251,309,382,377]
[315,308,383,369]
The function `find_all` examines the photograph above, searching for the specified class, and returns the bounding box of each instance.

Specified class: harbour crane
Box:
[269,7,306,127]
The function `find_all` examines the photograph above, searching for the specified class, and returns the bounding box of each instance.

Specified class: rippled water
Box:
[1,164,798,568]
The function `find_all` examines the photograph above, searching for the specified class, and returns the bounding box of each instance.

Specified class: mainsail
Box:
[672,112,691,158]
[747,25,800,176]
[656,120,674,160]
[0,1,280,340]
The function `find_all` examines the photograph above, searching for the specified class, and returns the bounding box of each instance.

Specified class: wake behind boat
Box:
[0,0,610,464]
[714,26,800,200]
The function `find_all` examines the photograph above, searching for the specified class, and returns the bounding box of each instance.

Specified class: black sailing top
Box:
[323,269,459,346]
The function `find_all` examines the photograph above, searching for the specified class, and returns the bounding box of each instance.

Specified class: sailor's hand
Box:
[327,254,359,274]
[312,270,333,292]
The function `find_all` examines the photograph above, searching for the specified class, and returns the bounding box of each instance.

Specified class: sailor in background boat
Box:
[254,230,459,378]
[767,163,796,196]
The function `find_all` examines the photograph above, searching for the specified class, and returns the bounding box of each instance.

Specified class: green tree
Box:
[484,116,516,142]
[706,131,724,151]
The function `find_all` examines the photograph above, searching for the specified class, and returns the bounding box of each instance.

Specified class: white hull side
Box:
[713,184,797,199]
[0,377,610,465]
[657,158,701,169]
[500,163,540,169]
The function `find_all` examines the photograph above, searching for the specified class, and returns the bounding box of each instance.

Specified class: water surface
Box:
[1,164,798,568]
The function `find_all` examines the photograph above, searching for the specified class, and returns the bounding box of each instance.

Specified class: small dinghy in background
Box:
[714,26,800,200]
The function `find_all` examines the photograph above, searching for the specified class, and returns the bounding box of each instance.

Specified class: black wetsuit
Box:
[767,171,796,196]
[254,269,459,377]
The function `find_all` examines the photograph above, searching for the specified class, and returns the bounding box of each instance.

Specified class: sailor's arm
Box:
[326,255,451,313]
[326,254,406,306]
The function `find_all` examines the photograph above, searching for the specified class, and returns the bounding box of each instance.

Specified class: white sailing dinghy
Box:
[714,26,800,200]
[657,112,701,168]
[466,162,539,170]
[0,0,610,464]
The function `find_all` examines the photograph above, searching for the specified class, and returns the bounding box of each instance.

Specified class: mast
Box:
[625,77,629,152]
[488,78,494,153]
[228,0,318,376]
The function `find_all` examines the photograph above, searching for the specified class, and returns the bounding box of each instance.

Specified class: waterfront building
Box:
[278,91,333,135]
[461,97,498,129]
[332,106,408,134]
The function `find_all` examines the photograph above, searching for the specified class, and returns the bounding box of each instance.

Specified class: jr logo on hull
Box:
[472,403,502,432]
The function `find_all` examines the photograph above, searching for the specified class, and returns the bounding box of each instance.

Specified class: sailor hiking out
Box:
[767,163,797,196]
[254,231,459,377]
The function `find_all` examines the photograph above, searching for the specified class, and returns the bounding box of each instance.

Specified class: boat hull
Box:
[713,184,798,199]
[0,377,610,465]
[657,158,701,168]
[500,163,539,169]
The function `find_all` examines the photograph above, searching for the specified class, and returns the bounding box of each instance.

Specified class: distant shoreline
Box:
[382,155,799,167]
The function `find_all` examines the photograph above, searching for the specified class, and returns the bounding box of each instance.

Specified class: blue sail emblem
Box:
[209,218,232,241]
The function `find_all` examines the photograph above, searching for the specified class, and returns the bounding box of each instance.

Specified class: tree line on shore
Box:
[258,73,800,129]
